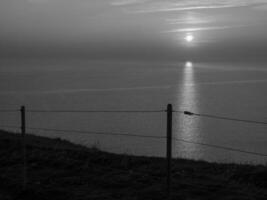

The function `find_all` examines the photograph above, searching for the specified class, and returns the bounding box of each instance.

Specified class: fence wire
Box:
[174,110,267,125]
[174,138,267,157]
[0,125,20,129]
[27,109,165,113]
[0,106,267,157]
[23,126,267,157]
[1,107,267,125]
[0,109,19,113]
[27,127,166,139]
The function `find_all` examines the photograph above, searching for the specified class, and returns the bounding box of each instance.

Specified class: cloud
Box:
[166,17,211,25]
[111,0,267,13]
[163,25,246,33]
[127,5,245,13]
[253,3,267,10]
[111,0,147,6]
[26,0,47,3]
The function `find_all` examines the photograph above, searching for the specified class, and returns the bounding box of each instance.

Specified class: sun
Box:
[185,61,193,68]
[185,34,194,42]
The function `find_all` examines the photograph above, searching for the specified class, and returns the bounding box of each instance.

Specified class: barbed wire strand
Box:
[174,138,267,157]
[0,125,20,129]
[27,109,267,125]
[27,109,165,113]
[0,110,19,113]
[25,126,267,157]
[1,107,266,125]
[174,110,267,125]
[27,127,166,139]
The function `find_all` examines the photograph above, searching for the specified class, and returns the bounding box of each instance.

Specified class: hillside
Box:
[0,130,267,200]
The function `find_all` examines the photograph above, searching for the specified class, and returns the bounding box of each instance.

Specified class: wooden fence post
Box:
[166,104,173,197]
[20,106,27,190]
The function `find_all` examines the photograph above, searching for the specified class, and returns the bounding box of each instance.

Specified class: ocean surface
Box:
[0,59,266,164]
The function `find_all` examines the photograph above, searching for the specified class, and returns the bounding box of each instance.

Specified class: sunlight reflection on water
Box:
[174,61,202,159]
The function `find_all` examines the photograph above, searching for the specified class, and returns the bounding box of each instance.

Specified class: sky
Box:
[1,0,267,61]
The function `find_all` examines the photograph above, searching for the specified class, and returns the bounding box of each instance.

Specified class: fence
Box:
[0,104,267,197]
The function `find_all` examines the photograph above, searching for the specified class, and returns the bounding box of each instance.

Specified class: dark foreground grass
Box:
[0,130,267,200]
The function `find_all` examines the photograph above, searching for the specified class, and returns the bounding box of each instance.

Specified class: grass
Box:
[0,130,267,200]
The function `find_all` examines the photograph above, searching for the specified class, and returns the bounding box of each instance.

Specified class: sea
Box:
[0,59,266,164]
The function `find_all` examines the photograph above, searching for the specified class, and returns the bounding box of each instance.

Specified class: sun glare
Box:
[185,34,194,42]
[185,61,193,68]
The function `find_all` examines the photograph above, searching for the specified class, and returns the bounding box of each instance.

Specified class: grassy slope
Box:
[0,130,267,200]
